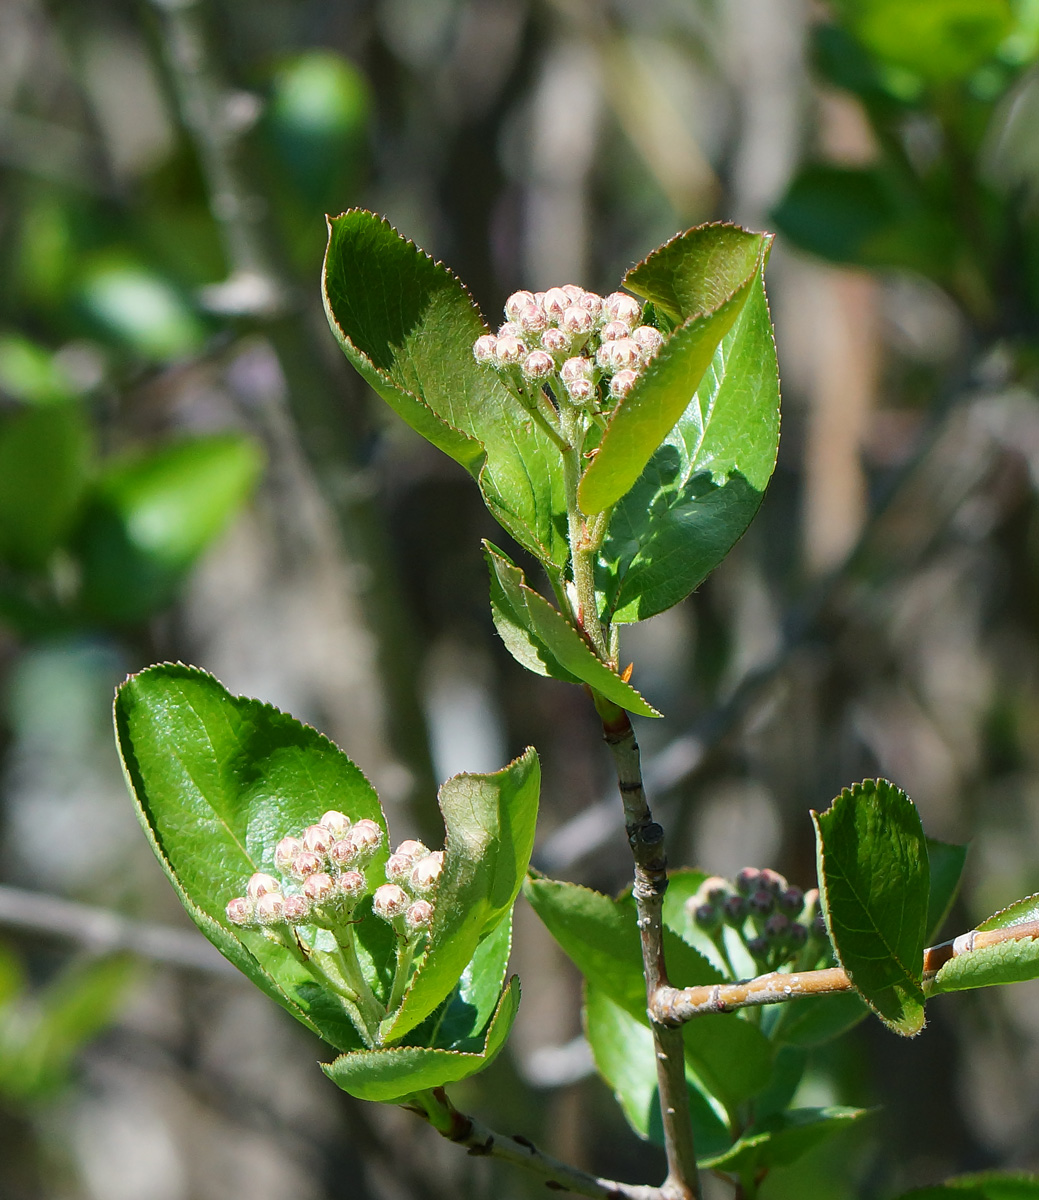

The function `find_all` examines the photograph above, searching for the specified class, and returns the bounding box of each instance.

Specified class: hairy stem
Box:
[597,699,700,1200]
[560,407,608,659]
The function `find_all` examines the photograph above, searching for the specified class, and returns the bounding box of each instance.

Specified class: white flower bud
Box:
[598,337,641,373]
[320,810,351,838]
[516,302,546,334]
[255,892,285,925]
[473,334,498,363]
[336,819,383,862]
[600,320,631,343]
[282,894,311,924]
[494,335,526,366]
[410,852,444,894]
[522,350,555,380]
[562,284,584,302]
[373,884,410,921]
[633,325,664,359]
[337,870,366,899]
[247,873,281,901]
[560,356,593,385]
[542,287,571,322]
[566,378,595,405]
[302,824,335,855]
[405,900,434,932]
[302,872,336,903]
[330,838,358,868]
[560,306,593,336]
[497,321,522,339]
[395,840,429,862]
[226,896,253,926]
[290,851,325,879]
[610,368,639,399]
[274,836,302,871]
[540,327,570,355]
[604,291,642,326]
[578,291,603,318]
[533,291,546,307]
[505,290,536,321]
[385,852,415,883]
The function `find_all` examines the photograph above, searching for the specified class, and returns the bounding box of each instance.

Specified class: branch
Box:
[652,921,1039,1024]
[597,699,700,1200]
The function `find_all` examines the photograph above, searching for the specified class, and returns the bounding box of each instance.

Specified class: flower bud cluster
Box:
[686,868,829,974]
[473,285,665,415]
[372,840,443,933]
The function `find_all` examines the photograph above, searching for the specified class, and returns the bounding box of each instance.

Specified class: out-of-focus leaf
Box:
[813,779,929,1035]
[699,1106,868,1174]
[926,837,968,940]
[0,335,77,405]
[484,543,661,717]
[79,261,205,360]
[77,434,262,623]
[895,1172,1039,1199]
[770,992,870,1048]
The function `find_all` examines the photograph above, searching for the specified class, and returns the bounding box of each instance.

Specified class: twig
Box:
[652,921,1039,1024]
[596,700,700,1200]
[0,884,239,976]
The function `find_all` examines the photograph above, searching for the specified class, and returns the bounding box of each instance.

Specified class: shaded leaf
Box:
[770,991,870,1048]
[700,1106,868,1174]
[926,837,968,941]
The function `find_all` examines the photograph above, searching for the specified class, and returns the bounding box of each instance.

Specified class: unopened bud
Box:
[337,870,366,899]
[302,824,335,855]
[802,887,820,919]
[247,873,281,901]
[812,912,828,940]
[410,852,444,894]
[746,935,770,960]
[604,291,642,326]
[788,922,808,949]
[541,327,570,355]
[255,892,285,926]
[282,894,311,924]
[778,886,804,917]
[735,868,762,896]
[473,334,498,363]
[578,291,603,318]
[542,287,571,322]
[565,378,595,405]
[291,851,325,880]
[691,876,730,909]
[560,356,593,385]
[303,872,336,903]
[320,810,352,837]
[693,903,721,933]
[609,368,638,399]
[395,840,429,862]
[385,853,414,883]
[343,819,383,860]
[330,838,358,868]
[505,290,536,321]
[517,303,546,334]
[633,325,664,359]
[497,321,522,339]
[723,894,748,926]
[522,349,555,380]
[494,335,526,366]
[764,912,790,941]
[748,889,774,918]
[226,896,253,926]
[600,320,631,343]
[560,306,593,336]
[373,884,410,921]
[759,869,788,896]
[405,900,434,931]
[562,284,584,302]
[598,338,640,373]
[274,836,302,871]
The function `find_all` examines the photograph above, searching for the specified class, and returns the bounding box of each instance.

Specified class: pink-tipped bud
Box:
[226,896,253,926]
[505,290,537,321]
[473,334,498,363]
[578,291,603,318]
[600,320,631,342]
[337,870,366,899]
[385,852,415,883]
[395,840,429,862]
[597,338,641,373]
[633,325,664,359]
[320,810,351,838]
[373,884,410,921]
[352,819,383,851]
[566,378,595,405]
[274,836,303,871]
[497,321,522,339]
[540,327,570,355]
[302,824,335,855]
[560,306,593,336]
[494,335,526,366]
[522,350,555,380]
[246,873,281,901]
[282,894,311,924]
[516,303,546,334]
[560,356,593,385]
[290,851,324,880]
[604,291,642,326]
[405,900,434,932]
[255,892,285,926]
[562,284,584,302]
[302,872,336,903]
[542,287,571,322]
[410,852,444,894]
[610,369,638,399]
[330,838,358,868]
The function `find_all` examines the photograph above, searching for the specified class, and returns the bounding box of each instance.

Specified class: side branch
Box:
[652,922,1039,1024]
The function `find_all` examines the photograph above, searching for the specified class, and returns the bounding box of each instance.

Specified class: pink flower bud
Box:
[385,853,415,883]
[600,320,632,343]
[505,290,536,321]
[274,836,302,871]
[302,872,336,903]
[226,896,253,926]
[540,327,570,355]
[255,892,285,925]
[497,321,522,339]
[473,334,498,363]
[395,839,429,862]
[632,325,664,359]
[565,378,595,405]
[533,291,546,307]
[610,369,639,399]
[542,287,570,322]
[562,284,584,302]
[405,900,434,932]
[560,306,593,336]
[337,870,366,899]
[341,819,383,860]
[320,810,351,838]
[522,350,555,380]
[302,824,335,855]
[560,356,592,384]
[290,851,324,879]
[410,852,444,894]
[578,291,603,318]
[330,838,358,868]
[604,291,642,326]
[494,335,526,366]
[373,884,410,921]
[516,303,546,334]
[282,894,311,924]
[246,873,281,901]
[597,338,640,373]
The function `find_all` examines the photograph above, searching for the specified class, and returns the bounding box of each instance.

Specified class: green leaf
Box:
[380,750,540,1043]
[0,402,92,569]
[895,1172,1039,1199]
[577,225,769,516]
[115,663,387,1052]
[79,260,206,361]
[77,434,263,623]
[323,211,568,566]
[0,334,78,405]
[930,893,1039,995]
[596,264,780,623]
[770,992,870,1048]
[323,975,519,1102]
[583,983,732,1160]
[484,543,661,717]
[700,1106,868,1174]
[812,779,929,1036]
[977,892,1039,932]
[926,837,968,940]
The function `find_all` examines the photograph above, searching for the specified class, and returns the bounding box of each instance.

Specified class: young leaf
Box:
[380,751,540,1043]
[323,211,568,567]
[926,836,968,941]
[323,976,519,1103]
[115,663,386,1052]
[596,264,780,623]
[812,779,929,1036]
[484,543,661,718]
[699,1106,868,1175]
[931,893,1039,995]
